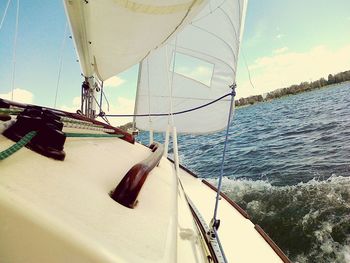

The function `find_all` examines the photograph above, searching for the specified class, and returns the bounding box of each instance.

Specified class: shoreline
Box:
[235,70,350,108]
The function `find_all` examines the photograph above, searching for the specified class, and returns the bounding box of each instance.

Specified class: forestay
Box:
[63,0,207,81]
[134,0,247,134]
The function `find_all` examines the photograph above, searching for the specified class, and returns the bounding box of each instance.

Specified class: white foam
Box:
[212,175,350,262]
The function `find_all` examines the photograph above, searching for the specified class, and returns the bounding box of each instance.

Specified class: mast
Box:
[81,76,97,119]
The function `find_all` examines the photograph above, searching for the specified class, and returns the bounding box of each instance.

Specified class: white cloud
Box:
[276,34,284,39]
[104,76,125,88]
[0,88,34,103]
[72,96,81,106]
[59,96,81,113]
[106,97,135,127]
[237,44,350,98]
[245,21,267,47]
[273,47,289,54]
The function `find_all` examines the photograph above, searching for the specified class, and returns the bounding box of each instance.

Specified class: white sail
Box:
[63,0,208,81]
[134,0,247,134]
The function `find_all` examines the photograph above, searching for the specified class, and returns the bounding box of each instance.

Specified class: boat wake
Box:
[213,175,350,263]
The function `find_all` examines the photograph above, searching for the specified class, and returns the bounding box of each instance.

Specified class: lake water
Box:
[138,82,350,263]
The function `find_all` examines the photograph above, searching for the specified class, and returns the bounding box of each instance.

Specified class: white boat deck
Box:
[0,134,180,262]
[178,169,286,263]
[0,129,288,262]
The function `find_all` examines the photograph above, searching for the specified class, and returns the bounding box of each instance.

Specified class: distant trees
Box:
[328,74,335,84]
[235,70,350,107]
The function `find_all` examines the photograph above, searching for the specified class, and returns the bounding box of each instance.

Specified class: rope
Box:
[54,22,68,108]
[0,131,36,160]
[241,48,255,90]
[62,121,115,133]
[98,80,104,114]
[146,58,152,120]
[212,85,236,224]
[61,116,103,127]
[0,110,114,133]
[102,88,110,112]
[65,133,123,138]
[169,37,178,125]
[0,131,122,160]
[0,0,12,32]
[105,92,233,117]
[11,0,19,100]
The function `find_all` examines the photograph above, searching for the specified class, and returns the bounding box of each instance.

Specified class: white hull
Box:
[0,124,289,262]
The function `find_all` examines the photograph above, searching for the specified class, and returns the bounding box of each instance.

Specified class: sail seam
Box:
[189,24,237,65]
[113,0,204,15]
[218,6,239,50]
[162,0,198,44]
[190,0,226,23]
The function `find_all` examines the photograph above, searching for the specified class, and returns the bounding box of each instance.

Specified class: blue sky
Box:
[1,0,350,124]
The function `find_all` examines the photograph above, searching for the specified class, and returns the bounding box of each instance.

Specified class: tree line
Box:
[235,70,350,107]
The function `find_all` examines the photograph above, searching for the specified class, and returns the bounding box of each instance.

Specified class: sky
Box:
[0,0,350,125]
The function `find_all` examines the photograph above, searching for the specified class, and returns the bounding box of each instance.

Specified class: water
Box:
[137,82,350,262]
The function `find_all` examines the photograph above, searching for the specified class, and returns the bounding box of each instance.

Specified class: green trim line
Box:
[65,133,124,138]
[61,118,103,127]
[0,131,37,161]
[0,108,22,115]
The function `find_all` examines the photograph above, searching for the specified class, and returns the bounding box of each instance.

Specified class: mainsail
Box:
[134,0,247,134]
[63,0,208,81]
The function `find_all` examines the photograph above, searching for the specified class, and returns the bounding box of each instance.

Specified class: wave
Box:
[212,175,350,263]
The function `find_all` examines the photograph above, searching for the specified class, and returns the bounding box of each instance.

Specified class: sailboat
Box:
[0,0,291,262]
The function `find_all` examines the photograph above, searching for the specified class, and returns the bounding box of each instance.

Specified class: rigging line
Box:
[241,48,256,89]
[146,58,152,121]
[102,88,110,112]
[91,93,101,112]
[213,227,228,263]
[105,92,233,117]
[11,0,19,101]
[169,37,179,124]
[99,81,103,114]
[54,22,68,108]
[138,95,231,101]
[0,0,12,32]
[92,92,111,125]
[133,61,142,131]
[212,84,236,224]
[190,0,227,24]
[146,58,153,143]
[100,115,111,125]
